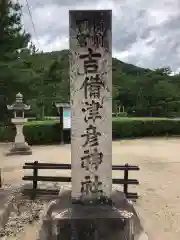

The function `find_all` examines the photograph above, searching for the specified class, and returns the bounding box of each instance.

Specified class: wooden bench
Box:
[22,161,140,200]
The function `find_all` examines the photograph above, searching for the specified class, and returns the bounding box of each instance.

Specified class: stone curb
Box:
[0,183,33,231]
[0,195,15,230]
[127,200,149,240]
[37,201,58,240]
[37,185,72,240]
[133,207,150,240]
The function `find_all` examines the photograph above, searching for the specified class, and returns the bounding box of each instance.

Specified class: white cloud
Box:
[20,0,180,72]
[35,36,68,52]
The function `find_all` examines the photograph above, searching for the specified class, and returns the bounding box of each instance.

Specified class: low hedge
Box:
[112,119,180,139]
[0,118,180,145]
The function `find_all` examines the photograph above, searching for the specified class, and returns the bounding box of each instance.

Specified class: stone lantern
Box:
[6,92,32,155]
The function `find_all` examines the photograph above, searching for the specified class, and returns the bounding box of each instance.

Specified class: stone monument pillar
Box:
[70,10,112,203]
[37,10,148,240]
[6,92,32,155]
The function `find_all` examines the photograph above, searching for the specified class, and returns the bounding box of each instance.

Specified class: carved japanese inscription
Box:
[69,10,112,201]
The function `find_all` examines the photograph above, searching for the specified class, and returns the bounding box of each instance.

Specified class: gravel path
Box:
[0,138,180,239]
[0,198,48,240]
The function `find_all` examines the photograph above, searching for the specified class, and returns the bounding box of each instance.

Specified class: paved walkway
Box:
[0,138,180,239]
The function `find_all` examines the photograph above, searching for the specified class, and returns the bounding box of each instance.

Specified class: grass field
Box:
[25,117,175,126]
[113,117,169,121]
[25,119,59,126]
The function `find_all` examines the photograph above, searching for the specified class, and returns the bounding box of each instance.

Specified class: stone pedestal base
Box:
[6,142,32,156]
[38,188,148,240]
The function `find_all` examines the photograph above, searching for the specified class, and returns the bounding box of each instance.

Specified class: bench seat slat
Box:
[112,179,139,185]
[22,176,71,182]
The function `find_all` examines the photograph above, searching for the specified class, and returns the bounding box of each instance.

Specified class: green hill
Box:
[2,49,180,120]
[32,50,180,117]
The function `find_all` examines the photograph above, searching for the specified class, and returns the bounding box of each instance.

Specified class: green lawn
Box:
[25,119,59,126]
[25,117,174,126]
[113,117,169,121]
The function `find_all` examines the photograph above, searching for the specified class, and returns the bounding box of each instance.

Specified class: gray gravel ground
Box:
[0,196,48,239]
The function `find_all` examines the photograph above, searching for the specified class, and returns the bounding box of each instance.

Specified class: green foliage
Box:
[0,119,180,145]
[23,123,70,145]
[3,48,180,121]
[1,1,180,123]
[25,120,59,126]
[113,112,128,117]
[0,0,34,123]
[0,124,15,142]
[112,119,179,139]
[0,0,30,61]
[22,50,180,120]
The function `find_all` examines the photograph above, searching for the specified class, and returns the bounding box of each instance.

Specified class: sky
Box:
[19,0,180,73]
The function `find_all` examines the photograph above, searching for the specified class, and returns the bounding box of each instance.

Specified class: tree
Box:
[0,0,32,123]
[0,0,31,60]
